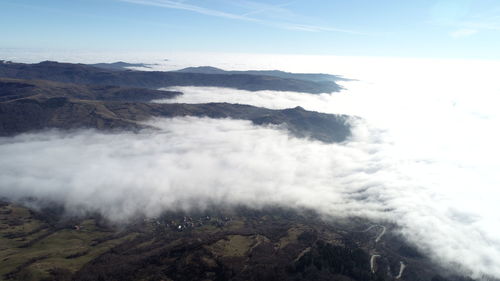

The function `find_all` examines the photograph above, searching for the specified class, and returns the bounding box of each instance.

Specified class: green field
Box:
[0,203,136,280]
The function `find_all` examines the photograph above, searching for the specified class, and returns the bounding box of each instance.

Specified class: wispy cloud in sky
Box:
[122,0,248,20]
[230,0,295,18]
[444,19,500,38]
[430,2,500,38]
[118,0,365,34]
[450,28,477,38]
[460,19,500,31]
[454,11,500,33]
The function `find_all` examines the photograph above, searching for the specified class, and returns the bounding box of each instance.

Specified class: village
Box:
[146,213,233,234]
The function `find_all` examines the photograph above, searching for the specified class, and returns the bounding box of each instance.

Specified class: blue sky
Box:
[1,0,500,59]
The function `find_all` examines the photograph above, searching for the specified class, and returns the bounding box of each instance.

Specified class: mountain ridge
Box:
[0,78,351,142]
[0,61,341,94]
[176,65,353,82]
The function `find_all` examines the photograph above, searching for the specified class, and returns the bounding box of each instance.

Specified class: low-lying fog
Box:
[1,51,500,279]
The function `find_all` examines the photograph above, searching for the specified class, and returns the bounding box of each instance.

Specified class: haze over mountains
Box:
[0,60,342,94]
[175,66,352,82]
[87,62,351,83]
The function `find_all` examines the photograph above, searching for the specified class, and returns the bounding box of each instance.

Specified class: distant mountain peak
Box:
[176,65,351,83]
[177,66,226,74]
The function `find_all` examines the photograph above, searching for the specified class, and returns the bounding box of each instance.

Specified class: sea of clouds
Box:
[1,50,500,278]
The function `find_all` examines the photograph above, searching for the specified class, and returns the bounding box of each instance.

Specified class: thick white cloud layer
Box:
[0,117,499,279]
[0,118,369,220]
[154,86,341,111]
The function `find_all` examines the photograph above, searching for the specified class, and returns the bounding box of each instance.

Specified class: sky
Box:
[2,1,500,278]
[1,0,500,59]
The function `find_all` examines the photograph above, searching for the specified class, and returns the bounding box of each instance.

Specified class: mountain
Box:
[0,78,181,103]
[0,78,350,142]
[177,66,353,82]
[0,61,341,94]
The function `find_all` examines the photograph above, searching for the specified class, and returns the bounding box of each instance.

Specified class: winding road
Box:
[359,224,386,243]
[362,224,405,279]
[374,225,386,243]
[370,254,381,273]
[395,261,406,279]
